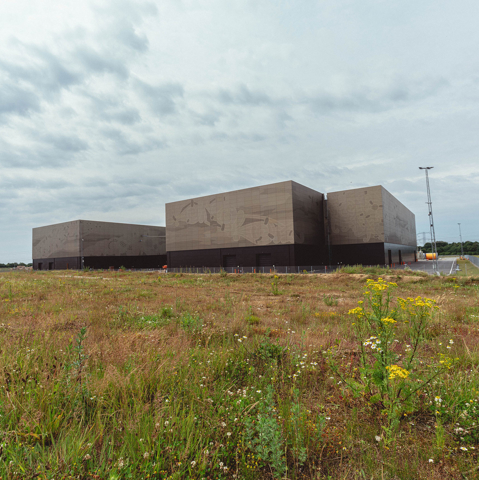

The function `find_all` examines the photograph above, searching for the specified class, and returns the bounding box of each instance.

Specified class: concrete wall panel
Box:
[381,188,416,247]
[291,182,325,246]
[328,186,384,245]
[81,221,166,257]
[32,221,81,259]
[166,181,296,252]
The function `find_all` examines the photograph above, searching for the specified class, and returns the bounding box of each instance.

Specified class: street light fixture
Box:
[419,167,438,275]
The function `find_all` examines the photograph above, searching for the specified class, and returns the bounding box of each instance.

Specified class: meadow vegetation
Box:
[1,269,479,479]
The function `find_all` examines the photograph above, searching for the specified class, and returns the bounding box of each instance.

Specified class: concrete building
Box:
[166,181,328,268]
[166,181,417,268]
[32,181,416,270]
[33,220,166,270]
[327,186,417,265]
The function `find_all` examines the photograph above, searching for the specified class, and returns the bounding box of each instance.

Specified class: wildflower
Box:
[227,432,232,437]
[143,452,150,459]
[375,435,381,442]
[386,365,410,380]
[429,459,434,463]
[164,421,169,426]
[191,461,196,466]
[460,447,468,451]
[381,317,396,324]
[83,454,91,460]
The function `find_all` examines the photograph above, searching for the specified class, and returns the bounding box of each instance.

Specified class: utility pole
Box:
[419,167,438,274]
[458,223,464,258]
[416,231,430,246]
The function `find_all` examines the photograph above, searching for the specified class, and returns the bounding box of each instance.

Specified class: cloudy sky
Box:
[1,0,478,263]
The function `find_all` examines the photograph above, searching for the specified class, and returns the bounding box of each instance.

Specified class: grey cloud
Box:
[93,0,158,26]
[217,85,274,106]
[0,176,74,191]
[0,46,81,101]
[192,111,221,126]
[111,21,150,52]
[307,78,450,115]
[0,47,82,120]
[0,136,85,169]
[74,47,129,80]
[101,127,165,155]
[210,132,266,143]
[42,134,89,153]
[0,81,40,119]
[135,80,184,116]
[87,94,141,125]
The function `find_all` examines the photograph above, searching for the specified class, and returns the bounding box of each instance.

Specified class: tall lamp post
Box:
[419,167,438,274]
[458,223,464,258]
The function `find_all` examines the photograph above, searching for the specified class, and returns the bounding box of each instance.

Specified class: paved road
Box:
[395,258,458,276]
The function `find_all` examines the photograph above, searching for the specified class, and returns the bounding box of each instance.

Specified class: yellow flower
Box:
[386,365,410,380]
[348,307,364,317]
[381,317,396,324]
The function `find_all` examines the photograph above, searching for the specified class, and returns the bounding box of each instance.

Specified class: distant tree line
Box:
[421,241,479,255]
[0,262,33,268]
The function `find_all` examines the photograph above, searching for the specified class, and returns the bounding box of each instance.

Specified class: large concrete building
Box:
[166,181,328,268]
[166,181,416,268]
[32,180,416,270]
[33,220,166,270]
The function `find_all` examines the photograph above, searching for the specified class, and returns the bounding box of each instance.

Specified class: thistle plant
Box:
[327,278,454,436]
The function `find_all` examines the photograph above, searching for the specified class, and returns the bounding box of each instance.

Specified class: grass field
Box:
[455,260,479,277]
[1,269,479,479]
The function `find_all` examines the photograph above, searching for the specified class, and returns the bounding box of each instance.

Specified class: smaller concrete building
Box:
[32,220,166,270]
[327,186,417,265]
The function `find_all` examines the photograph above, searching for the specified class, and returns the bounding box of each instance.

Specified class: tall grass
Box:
[0,270,478,479]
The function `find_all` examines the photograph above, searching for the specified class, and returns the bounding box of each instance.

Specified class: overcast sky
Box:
[1,0,479,263]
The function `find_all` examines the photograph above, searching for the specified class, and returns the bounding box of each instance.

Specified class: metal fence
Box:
[465,255,479,268]
[164,264,402,274]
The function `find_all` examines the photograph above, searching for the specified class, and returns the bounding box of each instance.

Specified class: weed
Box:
[271,275,281,296]
[323,295,338,307]
[244,386,286,478]
[178,312,203,333]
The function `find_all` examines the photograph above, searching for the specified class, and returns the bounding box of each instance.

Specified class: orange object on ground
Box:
[425,253,437,260]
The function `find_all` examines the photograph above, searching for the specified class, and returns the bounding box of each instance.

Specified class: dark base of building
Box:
[33,255,167,271]
[167,244,328,268]
[331,242,416,266]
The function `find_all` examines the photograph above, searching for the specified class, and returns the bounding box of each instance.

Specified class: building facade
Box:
[327,186,417,265]
[33,220,166,270]
[166,181,328,268]
[32,181,417,270]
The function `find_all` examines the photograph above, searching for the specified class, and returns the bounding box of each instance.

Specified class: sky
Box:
[1,0,479,263]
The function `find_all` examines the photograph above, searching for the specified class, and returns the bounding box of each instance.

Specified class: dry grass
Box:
[0,270,479,479]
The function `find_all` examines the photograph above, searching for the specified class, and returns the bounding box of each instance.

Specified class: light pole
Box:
[458,223,464,258]
[419,167,438,274]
